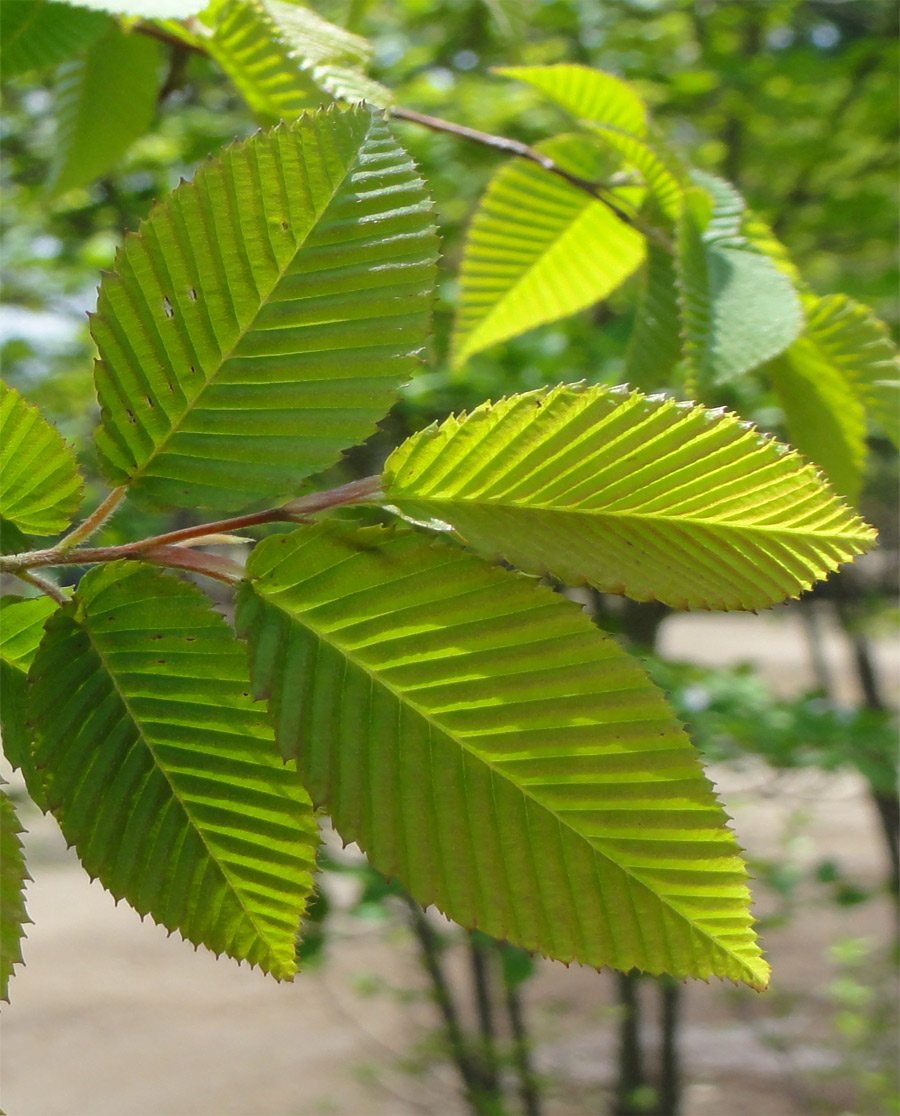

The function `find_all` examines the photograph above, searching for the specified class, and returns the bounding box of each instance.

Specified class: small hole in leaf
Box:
[163,296,174,319]
[146,396,154,409]
[188,288,197,301]
[126,409,136,424]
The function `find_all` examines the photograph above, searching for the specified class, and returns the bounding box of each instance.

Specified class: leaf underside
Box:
[237,522,769,988]
[0,381,83,536]
[92,105,437,510]
[382,383,876,612]
[28,563,318,978]
[452,135,644,367]
[0,788,31,1003]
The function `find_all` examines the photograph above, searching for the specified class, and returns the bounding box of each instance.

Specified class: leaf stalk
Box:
[0,476,382,583]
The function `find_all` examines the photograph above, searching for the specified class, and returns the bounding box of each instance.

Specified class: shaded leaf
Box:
[28,562,318,978]
[0,595,59,809]
[0,0,109,78]
[0,382,84,537]
[93,105,437,510]
[677,185,802,387]
[47,23,160,197]
[452,135,644,367]
[624,242,682,387]
[237,522,769,988]
[382,383,876,612]
[0,788,31,1003]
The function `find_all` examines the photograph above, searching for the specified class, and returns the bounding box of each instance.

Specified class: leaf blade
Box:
[0,382,84,536]
[0,788,31,1003]
[28,563,318,978]
[382,384,876,612]
[0,595,59,808]
[0,0,110,78]
[92,105,437,509]
[47,23,161,198]
[452,134,644,367]
[237,523,769,989]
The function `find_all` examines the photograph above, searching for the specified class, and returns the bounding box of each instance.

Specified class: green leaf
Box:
[586,125,685,224]
[452,135,644,367]
[0,596,59,809]
[28,562,318,978]
[0,787,31,1003]
[677,185,802,387]
[0,0,110,78]
[77,1,207,14]
[263,0,371,68]
[624,242,682,388]
[92,105,437,510]
[767,348,867,507]
[495,64,683,223]
[381,383,876,612]
[237,522,769,989]
[47,24,160,198]
[495,64,647,136]
[0,382,84,537]
[200,0,332,123]
[797,294,899,448]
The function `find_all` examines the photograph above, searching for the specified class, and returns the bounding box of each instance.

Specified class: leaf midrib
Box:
[253,580,761,982]
[124,115,369,490]
[388,491,866,542]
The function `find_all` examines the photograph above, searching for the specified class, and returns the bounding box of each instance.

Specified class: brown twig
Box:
[389,106,673,250]
[0,476,382,580]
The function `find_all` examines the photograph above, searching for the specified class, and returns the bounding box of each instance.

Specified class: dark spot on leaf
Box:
[150,634,163,640]
[126,409,136,424]
[106,616,115,621]
[281,220,289,231]
[185,636,196,642]
[157,659,166,665]
[146,396,154,409]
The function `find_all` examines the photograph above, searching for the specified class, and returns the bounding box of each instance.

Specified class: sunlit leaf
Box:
[28,562,318,978]
[93,105,437,510]
[237,522,769,989]
[496,63,647,136]
[452,135,644,367]
[0,382,84,537]
[382,383,876,612]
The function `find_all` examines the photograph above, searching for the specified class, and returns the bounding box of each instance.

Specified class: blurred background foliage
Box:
[2,0,897,433]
